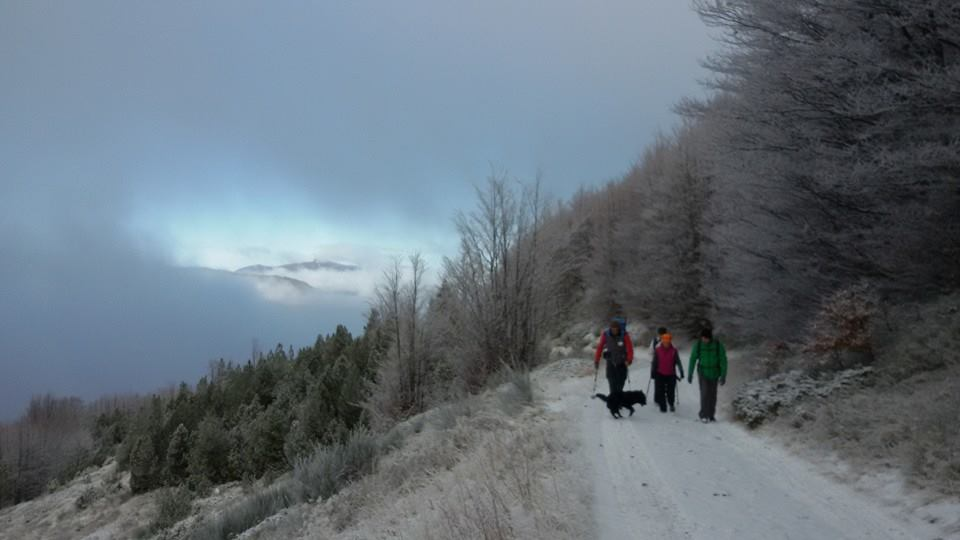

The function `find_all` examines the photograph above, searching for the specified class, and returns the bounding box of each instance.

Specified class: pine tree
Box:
[251,404,289,474]
[164,424,191,484]
[0,460,11,508]
[188,415,231,484]
[282,419,311,465]
[166,384,197,436]
[129,434,157,493]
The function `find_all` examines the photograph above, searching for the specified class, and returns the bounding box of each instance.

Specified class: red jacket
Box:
[594,332,634,367]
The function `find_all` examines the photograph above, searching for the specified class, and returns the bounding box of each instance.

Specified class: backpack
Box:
[602,317,629,365]
[611,316,627,334]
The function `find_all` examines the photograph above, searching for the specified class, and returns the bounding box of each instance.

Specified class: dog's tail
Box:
[593,393,608,402]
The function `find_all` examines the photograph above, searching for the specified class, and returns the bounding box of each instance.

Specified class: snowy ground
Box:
[544,354,958,540]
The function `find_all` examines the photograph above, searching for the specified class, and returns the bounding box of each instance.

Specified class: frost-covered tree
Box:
[542,206,594,324]
[368,253,432,423]
[582,183,630,320]
[529,127,714,337]
[613,128,714,335]
[439,173,553,389]
[679,0,960,337]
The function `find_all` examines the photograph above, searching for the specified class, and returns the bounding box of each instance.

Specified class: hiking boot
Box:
[709,417,717,422]
[669,405,675,412]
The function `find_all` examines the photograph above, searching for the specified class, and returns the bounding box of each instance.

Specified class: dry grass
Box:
[288,370,589,540]
[497,365,535,414]
[188,481,299,540]
[420,417,587,540]
[187,427,392,540]
[908,385,960,495]
[433,474,515,540]
[293,428,383,502]
[141,486,194,537]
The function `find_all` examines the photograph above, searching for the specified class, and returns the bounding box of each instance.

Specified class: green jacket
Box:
[688,340,728,382]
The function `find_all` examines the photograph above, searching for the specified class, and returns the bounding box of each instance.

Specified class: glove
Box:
[687,376,693,384]
[719,377,726,386]
[676,375,682,382]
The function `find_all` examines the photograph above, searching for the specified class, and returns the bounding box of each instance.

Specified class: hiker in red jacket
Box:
[594,318,634,396]
[651,332,684,412]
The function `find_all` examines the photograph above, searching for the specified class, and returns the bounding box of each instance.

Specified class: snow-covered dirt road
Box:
[544,361,948,540]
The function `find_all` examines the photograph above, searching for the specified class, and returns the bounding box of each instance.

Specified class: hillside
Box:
[0,362,591,540]
[4,348,958,540]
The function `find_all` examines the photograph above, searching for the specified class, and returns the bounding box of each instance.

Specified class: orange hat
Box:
[661,333,672,345]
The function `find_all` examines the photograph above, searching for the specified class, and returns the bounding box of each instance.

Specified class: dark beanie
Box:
[700,327,713,340]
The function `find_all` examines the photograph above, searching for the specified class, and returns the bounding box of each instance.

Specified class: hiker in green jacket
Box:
[687,327,728,423]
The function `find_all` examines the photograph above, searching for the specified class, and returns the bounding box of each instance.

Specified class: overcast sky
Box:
[0,1,715,419]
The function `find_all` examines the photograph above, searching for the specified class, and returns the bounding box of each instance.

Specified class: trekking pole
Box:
[592,366,598,394]
[646,377,652,395]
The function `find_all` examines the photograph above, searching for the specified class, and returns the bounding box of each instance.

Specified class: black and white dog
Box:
[593,391,648,418]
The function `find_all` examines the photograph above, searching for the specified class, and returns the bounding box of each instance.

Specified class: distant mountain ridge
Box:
[229,259,365,298]
[191,266,315,291]
[236,260,359,274]
[244,273,314,291]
